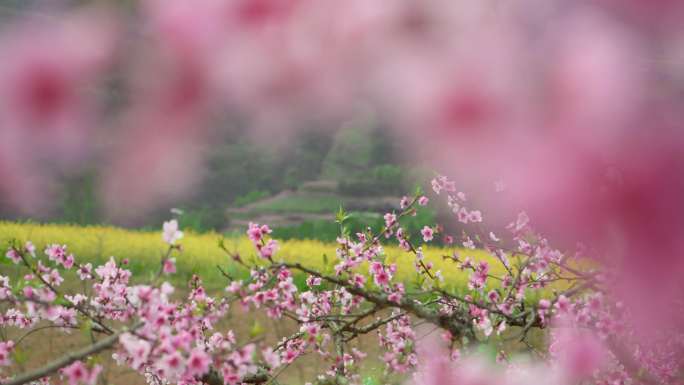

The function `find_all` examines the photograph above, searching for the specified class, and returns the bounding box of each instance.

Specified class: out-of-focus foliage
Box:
[338,164,405,196]
[245,194,343,214]
[6,126,407,232]
[232,190,271,208]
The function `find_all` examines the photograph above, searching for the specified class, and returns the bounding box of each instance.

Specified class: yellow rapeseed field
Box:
[0,221,506,291]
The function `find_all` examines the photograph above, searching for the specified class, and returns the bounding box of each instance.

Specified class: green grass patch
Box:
[248,194,344,214]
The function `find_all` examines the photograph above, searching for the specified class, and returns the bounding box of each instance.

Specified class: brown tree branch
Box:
[5,324,139,385]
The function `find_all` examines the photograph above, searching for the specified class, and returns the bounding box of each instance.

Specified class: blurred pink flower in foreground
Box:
[0,6,117,213]
[0,9,116,136]
[411,335,568,385]
[411,321,623,385]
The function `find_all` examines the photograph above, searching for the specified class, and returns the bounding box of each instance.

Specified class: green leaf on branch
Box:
[250,320,264,338]
[12,347,28,365]
[335,205,350,224]
[81,321,93,340]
